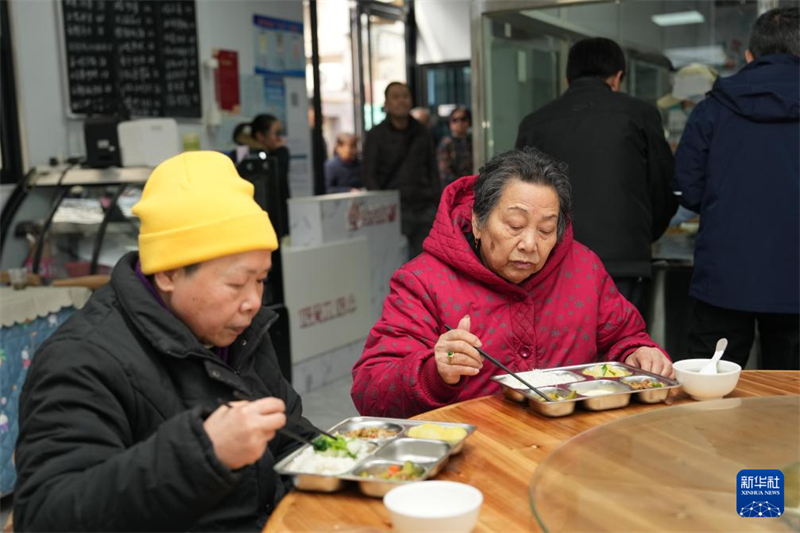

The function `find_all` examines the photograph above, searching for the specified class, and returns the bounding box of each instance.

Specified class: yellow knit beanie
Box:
[132,151,278,274]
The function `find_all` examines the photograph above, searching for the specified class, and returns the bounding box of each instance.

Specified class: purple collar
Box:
[134,261,169,309]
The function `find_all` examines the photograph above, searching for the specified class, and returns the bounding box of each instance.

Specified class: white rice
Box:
[500,370,581,390]
[286,439,373,475]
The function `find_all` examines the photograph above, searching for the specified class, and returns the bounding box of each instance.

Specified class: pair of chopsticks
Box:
[444,324,552,402]
[222,390,338,448]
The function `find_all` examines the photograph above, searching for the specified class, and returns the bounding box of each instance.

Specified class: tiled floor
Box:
[298,374,360,431]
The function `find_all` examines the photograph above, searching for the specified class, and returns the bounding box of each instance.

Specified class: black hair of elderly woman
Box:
[351,147,674,418]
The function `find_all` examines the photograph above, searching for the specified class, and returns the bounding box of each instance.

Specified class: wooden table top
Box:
[264,371,800,533]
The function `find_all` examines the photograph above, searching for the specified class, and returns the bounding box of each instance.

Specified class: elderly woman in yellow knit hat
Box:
[14,152,316,532]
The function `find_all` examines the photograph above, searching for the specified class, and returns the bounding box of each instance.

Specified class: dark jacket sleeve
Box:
[643,105,678,241]
[273,146,291,199]
[427,130,441,197]
[515,117,530,149]
[672,100,714,213]
[437,137,455,186]
[14,340,239,532]
[324,159,341,193]
[271,146,291,236]
[361,131,379,190]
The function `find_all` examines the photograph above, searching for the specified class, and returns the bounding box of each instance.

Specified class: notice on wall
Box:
[253,14,304,77]
[251,14,310,196]
[261,73,287,129]
[284,76,312,197]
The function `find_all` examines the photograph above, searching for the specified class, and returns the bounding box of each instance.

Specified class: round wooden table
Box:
[531,395,799,532]
[264,371,800,532]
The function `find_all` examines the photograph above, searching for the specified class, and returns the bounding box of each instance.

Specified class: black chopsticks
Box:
[444,324,552,402]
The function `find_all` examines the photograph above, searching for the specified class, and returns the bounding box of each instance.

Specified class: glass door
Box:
[417,61,471,143]
[352,2,408,139]
[483,16,561,159]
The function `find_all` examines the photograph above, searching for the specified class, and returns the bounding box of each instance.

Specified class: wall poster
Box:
[253,15,304,77]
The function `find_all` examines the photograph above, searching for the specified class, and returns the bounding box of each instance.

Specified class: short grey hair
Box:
[473,147,572,241]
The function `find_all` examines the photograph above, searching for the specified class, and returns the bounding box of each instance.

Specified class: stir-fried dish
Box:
[625,378,664,390]
[360,461,425,481]
[343,427,399,440]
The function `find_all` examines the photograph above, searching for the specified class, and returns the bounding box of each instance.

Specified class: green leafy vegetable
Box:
[312,435,356,458]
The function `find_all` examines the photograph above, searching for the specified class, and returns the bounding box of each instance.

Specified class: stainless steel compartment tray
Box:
[491,362,680,416]
[273,416,475,496]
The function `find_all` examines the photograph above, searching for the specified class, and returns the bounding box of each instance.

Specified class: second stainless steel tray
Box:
[491,362,680,417]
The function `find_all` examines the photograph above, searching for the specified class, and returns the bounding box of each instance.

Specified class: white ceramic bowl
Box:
[673,359,742,401]
[383,481,483,533]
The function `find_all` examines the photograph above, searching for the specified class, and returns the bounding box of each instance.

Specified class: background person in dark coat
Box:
[14,152,316,532]
[437,107,473,188]
[515,38,677,322]
[362,81,440,259]
[325,133,363,193]
[252,113,291,237]
[672,7,799,369]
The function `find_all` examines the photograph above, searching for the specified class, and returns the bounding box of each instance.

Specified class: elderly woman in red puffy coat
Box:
[351,147,673,418]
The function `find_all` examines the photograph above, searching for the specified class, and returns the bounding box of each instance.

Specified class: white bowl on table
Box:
[383,480,483,533]
[673,359,742,401]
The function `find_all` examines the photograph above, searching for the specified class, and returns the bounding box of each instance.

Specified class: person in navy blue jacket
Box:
[672,7,799,370]
[325,133,363,193]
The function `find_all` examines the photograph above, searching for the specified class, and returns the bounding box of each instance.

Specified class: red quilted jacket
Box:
[351,175,667,417]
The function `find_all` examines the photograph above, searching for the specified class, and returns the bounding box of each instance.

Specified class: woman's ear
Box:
[471,212,481,240]
[153,269,179,293]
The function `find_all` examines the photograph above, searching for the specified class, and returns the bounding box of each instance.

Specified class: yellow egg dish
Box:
[408,424,467,445]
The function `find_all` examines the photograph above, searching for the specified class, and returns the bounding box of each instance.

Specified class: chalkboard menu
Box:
[61,0,201,118]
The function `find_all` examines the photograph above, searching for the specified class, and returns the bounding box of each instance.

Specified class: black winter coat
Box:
[516,78,677,278]
[14,253,313,532]
[362,117,440,213]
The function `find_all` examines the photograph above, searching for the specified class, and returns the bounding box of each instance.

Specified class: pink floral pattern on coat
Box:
[351,175,668,418]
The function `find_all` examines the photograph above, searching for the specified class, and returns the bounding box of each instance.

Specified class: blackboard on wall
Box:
[61,0,201,118]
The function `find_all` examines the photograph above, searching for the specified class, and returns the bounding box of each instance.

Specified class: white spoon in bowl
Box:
[699,338,729,375]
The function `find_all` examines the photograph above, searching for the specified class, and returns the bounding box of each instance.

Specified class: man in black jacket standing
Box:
[362,81,440,259]
[516,38,677,321]
[14,152,316,531]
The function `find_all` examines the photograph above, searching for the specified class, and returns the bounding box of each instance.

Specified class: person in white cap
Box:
[657,63,719,152]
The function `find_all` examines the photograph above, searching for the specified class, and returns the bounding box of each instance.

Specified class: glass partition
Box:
[417,61,471,142]
[478,0,780,162]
